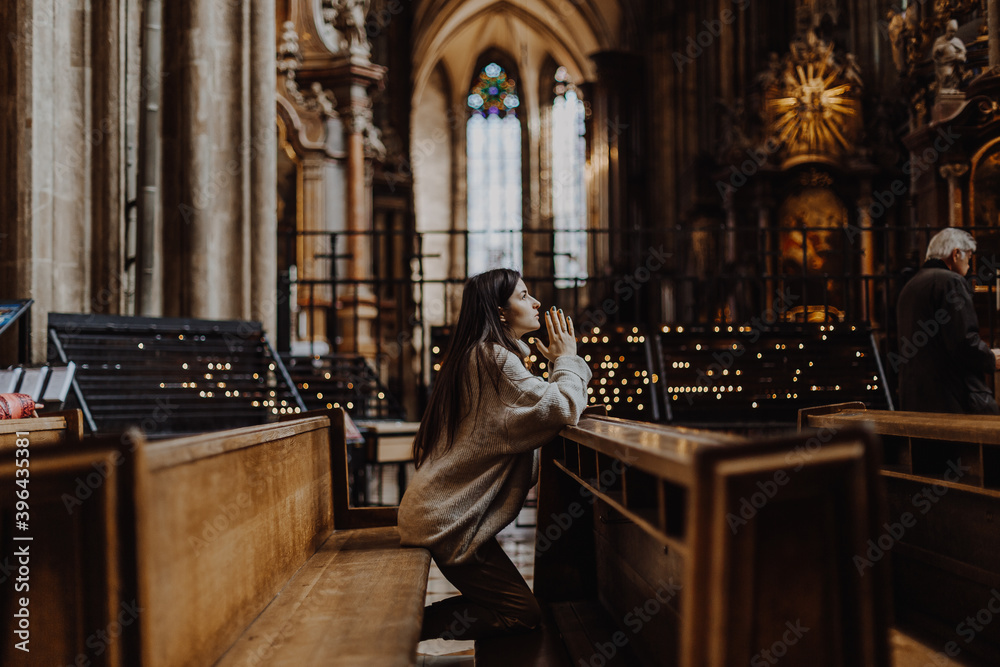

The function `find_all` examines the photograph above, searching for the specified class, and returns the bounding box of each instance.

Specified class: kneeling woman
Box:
[398,269,591,640]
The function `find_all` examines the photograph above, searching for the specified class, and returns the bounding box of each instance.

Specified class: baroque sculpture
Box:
[932,19,966,94]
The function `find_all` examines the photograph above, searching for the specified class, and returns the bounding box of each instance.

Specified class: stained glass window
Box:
[551,66,588,288]
[467,62,522,275]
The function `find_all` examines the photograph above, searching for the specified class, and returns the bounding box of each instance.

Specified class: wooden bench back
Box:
[800,403,1000,662]
[536,415,890,666]
[140,416,333,667]
[1,414,338,667]
[0,430,144,667]
[281,407,398,529]
[0,409,84,450]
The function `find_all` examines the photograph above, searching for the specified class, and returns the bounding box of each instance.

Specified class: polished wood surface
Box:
[534,415,891,667]
[4,409,430,667]
[800,403,1000,665]
[218,526,430,667]
[142,417,334,667]
[0,409,84,450]
[0,432,144,667]
[803,403,1000,445]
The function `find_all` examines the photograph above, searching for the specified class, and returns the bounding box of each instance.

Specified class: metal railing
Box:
[279,223,1000,420]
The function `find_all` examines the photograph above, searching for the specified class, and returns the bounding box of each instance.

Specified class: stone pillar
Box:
[298,155,333,345]
[161,0,251,320]
[137,0,164,316]
[161,0,215,317]
[251,0,278,336]
[322,59,385,357]
[939,163,969,226]
[758,204,774,315]
[91,0,127,314]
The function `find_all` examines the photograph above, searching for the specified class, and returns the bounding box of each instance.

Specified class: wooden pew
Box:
[800,402,1000,665]
[0,409,431,667]
[513,415,891,667]
[0,429,144,666]
[0,409,84,450]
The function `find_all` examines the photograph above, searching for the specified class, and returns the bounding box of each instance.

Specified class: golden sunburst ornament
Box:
[764,34,862,167]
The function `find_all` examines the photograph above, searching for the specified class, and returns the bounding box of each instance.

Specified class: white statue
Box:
[333,0,371,59]
[933,19,966,93]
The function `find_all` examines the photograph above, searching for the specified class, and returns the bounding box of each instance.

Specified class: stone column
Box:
[323,59,385,357]
[161,0,250,320]
[207,0,250,320]
[137,0,164,316]
[758,204,774,316]
[161,0,214,317]
[298,155,333,346]
[91,0,127,314]
[939,163,969,227]
[251,0,278,336]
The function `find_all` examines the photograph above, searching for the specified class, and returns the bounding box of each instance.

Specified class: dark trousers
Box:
[421,538,542,641]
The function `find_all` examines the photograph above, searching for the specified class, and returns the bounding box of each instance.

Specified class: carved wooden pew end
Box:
[0,408,430,667]
[484,415,893,667]
[800,403,1000,665]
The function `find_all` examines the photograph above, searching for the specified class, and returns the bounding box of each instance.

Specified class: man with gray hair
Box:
[896,228,1000,414]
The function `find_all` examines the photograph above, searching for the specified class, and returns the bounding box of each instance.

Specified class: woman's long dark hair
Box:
[412,269,527,467]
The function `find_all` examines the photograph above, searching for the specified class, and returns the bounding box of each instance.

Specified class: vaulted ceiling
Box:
[411,0,635,104]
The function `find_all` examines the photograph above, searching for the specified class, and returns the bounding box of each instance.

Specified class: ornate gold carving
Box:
[763,31,863,167]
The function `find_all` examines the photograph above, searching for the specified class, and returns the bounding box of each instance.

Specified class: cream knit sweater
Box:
[398,339,592,565]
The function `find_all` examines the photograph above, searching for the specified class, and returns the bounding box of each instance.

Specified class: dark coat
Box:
[895,259,999,414]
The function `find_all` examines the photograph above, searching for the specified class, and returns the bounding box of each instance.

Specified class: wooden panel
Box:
[141,419,333,667]
[805,407,1000,446]
[216,527,430,667]
[893,553,1000,664]
[688,431,890,667]
[883,476,1000,576]
[0,435,143,667]
[561,416,746,485]
[0,410,83,451]
[550,600,647,667]
[534,440,598,603]
[592,502,682,667]
[283,407,398,529]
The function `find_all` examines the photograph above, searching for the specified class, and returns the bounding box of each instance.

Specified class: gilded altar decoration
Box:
[763,31,863,168]
[778,186,849,320]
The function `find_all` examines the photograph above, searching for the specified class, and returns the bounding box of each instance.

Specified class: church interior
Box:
[3,0,1000,664]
